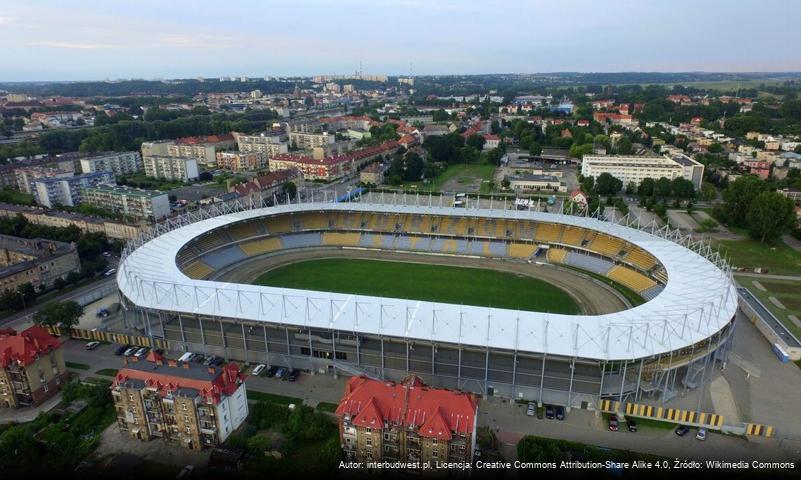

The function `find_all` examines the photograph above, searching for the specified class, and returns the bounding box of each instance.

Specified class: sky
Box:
[1,0,800,82]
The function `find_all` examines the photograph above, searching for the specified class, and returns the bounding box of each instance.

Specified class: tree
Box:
[528,142,542,156]
[669,177,696,198]
[466,134,486,151]
[654,177,672,198]
[722,175,768,227]
[432,109,449,122]
[33,301,84,329]
[595,173,623,195]
[283,181,297,199]
[637,178,655,197]
[707,143,723,154]
[615,137,633,155]
[746,191,796,243]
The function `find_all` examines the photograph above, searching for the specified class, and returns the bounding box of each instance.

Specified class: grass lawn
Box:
[65,361,90,370]
[252,258,580,314]
[736,275,801,339]
[716,238,801,276]
[95,368,119,377]
[401,163,497,192]
[247,390,303,405]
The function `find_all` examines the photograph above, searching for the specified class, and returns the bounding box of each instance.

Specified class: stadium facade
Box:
[116,195,737,408]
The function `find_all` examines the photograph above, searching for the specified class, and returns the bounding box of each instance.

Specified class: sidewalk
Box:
[0,393,61,424]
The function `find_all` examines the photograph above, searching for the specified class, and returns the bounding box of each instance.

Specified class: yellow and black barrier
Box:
[745,423,775,438]
[600,400,724,428]
[48,326,170,350]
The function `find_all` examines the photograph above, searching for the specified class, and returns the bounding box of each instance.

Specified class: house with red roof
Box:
[335,375,478,468]
[111,352,248,450]
[0,325,66,408]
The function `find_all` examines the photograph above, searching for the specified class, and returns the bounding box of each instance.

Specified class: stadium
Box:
[116,195,738,408]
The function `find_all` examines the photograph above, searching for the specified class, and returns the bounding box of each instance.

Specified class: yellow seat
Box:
[625,248,658,271]
[534,223,563,242]
[182,260,214,279]
[508,243,536,258]
[590,234,625,257]
[228,222,260,241]
[560,227,585,246]
[322,232,361,246]
[240,237,283,256]
[607,265,657,292]
[547,248,568,264]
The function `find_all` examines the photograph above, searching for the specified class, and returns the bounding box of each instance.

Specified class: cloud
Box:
[151,34,232,49]
[26,40,120,50]
[0,15,17,26]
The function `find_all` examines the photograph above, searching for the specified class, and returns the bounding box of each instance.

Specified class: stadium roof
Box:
[117,202,737,362]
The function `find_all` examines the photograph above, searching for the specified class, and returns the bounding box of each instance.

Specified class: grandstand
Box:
[118,201,737,409]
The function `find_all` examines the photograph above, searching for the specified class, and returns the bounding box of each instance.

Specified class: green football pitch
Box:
[252,258,580,314]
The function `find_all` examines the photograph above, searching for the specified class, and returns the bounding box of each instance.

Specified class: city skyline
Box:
[1,0,800,81]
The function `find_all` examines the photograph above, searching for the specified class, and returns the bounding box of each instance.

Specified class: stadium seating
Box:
[299,212,328,230]
[417,215,433,234]
[589,234,625,257]
[280,232,322,249]
[564,251,614,275]
[227,221,261,241]
[625,248,658,271]
[193,231,227,253]
[518,221,536,241]
[547,248,568,264]
[641,284,665,301]
[442,239,458,254]
[534,223,563,242]
[607,265,658,293]
[175,248,197,267]
[264,215,294,235]
[322,232,362,247]
[560,227,586,247]
[508,243,536,258]
[445,217,469,236]
[200,245,248,270]
[652,268,668,284]
[182,260,214,279]
[240,237,283,257]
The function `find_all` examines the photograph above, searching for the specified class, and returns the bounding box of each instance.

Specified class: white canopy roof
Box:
[117,202,737,361]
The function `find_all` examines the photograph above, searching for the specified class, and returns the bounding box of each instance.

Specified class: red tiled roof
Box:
[233,168,300,196]
[0,325,61,368]
[271,140,399,167]
[176,134,234,145]
[113,360,246,405]
[335,375,477,440]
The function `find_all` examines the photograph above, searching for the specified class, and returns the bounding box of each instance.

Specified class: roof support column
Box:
[263,325,270,364]
[538,354,546,407]
[241,323,248,364]
[567,357,576,410]
[634,359,644,403]
[618,361,627,405]
[219,318,227,361]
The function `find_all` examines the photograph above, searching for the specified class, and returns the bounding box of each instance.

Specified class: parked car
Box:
[211,356,223,367]
[193,354,205,363]
[265,366,278,377]
[274,367,287,379]
[84,341,100,351]
[104,268,116,277]
[123,347,138,357]
[178,352,194,363]
[203,356,215,366]
[627,418,638,432]
[555,406,565,421]
[134,347,149,358]
[675,425,690,436]
[252,364,266,376]
[115,344,130,356]
[176,465,194,480]
[526,402,536,417]
[287,369,300,382]
[696,428,707,441]
[545,404,555,419]
[608,414,619,431]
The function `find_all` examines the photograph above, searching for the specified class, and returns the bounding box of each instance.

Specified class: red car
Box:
[608,414,619,432]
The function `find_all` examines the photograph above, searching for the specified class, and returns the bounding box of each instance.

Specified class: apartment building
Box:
[111,353,248,450]
[505,174,567,193]
[269,140,398,181]
[15,167,73,194]
[335,376,478,469]
[142,135,235,167]
[359,162,384,186]
[142,155,199,181]
[230,169,303,203]
[233,131,289,158]
[288,130,335,151]
[0,234,80,292]
[79,151,143,176]
[215,151,267,172]
[82,184,170,221]
[0,203,141,241]
[0,325,67,408]
[33,171,115,208]
[581,153,705,190]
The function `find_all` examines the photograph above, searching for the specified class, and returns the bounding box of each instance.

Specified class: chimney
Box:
[168,359,177,367]
[156,359,163,367]
[182,362,190,369]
